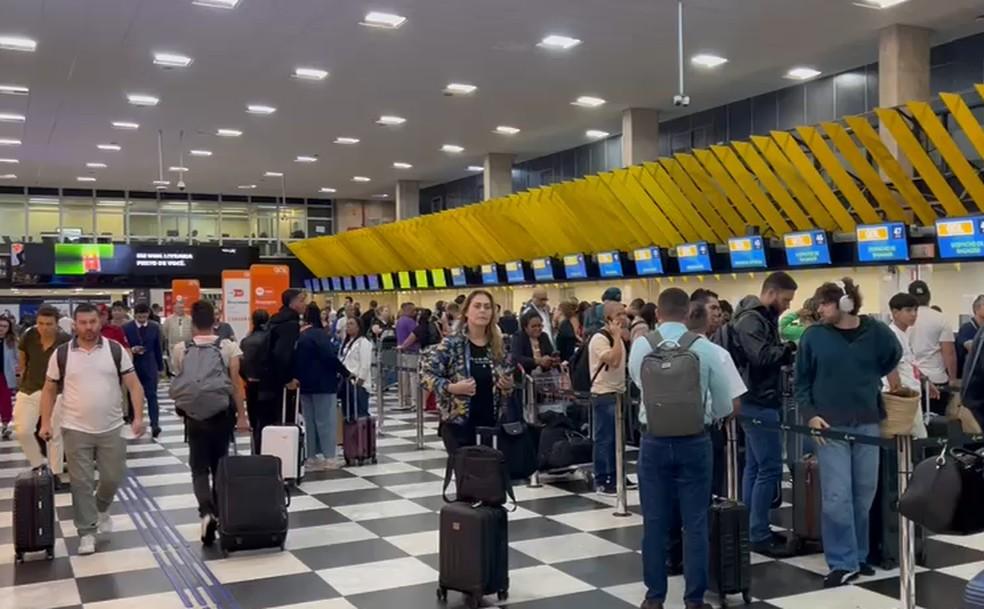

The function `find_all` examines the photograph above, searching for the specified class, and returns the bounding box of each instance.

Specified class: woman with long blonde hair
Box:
[421,290,513,453]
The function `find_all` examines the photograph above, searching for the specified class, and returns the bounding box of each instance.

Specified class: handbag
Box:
[498,421,538,480]
[899,447,984,534]
[442,432,516,508]
[880,391,920,437]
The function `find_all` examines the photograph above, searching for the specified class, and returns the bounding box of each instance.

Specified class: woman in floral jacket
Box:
[421,290,514,452]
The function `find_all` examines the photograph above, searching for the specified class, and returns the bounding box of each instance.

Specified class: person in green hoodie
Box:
[779,298,818,344]
[795,278,901,589]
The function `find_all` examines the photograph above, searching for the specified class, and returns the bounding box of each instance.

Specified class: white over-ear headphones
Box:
[835,280,855,313]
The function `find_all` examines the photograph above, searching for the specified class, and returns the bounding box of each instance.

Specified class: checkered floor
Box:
[0,387,982,609]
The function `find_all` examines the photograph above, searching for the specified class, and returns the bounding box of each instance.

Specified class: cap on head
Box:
[908,280,929,298]
[602,287,622,302]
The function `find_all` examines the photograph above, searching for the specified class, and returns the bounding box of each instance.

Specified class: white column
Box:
[396,180,420,221]
[483,153,514,200]
[621,107,660,167]
[879,24,930,174]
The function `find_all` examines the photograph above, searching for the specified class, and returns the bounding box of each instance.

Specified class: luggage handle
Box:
[282,389,300,426]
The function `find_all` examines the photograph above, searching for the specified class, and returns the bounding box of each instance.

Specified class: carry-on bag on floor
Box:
[869,446,926,569]
[708,418,752,606]
[437,502,509,609]
[498,420,538,481]
[13,465,55,562]
[216,452,290,556]
[791,454,823,553]
[342,379,377,466]
[443,428,516,507]
[262,390,305,483]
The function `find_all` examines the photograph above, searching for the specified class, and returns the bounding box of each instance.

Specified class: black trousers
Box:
[187,412,234,518]
[250,387,287,454]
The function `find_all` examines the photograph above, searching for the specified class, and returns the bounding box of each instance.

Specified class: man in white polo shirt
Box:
[39,303,146,556]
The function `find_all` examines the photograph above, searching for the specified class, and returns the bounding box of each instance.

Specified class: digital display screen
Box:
[36,244,257,277]
[320,278,332,292]
[367,275,379,291]
[481,264,499,285]
[330,277,341,291]
[342,277,353,291]
[857,222,908,262]
[505,261,524,284]
[431,268,447,288]
[563,253,587,280]
[784,230,831,266]
[597,251,623,278]
[676,242,712,274]
[450,267,467,287]
[303,279,314,292]
[354,275,366,291]
[398,271,412,289]
[532,258,554,282]
[633,247,664,276]
[937,216,984,259]
[381,273,395,290]
[414,270,429,289]
[728,236,767,269]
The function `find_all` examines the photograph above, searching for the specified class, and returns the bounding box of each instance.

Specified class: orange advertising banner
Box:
[249,264,290,314]
[171,279,201,308]
[222,270,251,340]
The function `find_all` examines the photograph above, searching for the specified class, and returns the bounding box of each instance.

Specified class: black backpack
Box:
[240,328,272,381]
[442,436,516,507]
[537,412,593,470]
[713,321,748,371]
[568,330,612,394]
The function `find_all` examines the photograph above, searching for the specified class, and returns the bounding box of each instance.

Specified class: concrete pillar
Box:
[879,24,930,175]
[484,153,514,200]
[621,108,660,167]
[395,180,420,221]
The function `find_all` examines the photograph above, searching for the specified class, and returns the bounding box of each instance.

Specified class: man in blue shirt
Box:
[629,288,738,609]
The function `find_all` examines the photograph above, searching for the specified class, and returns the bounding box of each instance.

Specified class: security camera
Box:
[673,94,691,108]
[177,180,186,191]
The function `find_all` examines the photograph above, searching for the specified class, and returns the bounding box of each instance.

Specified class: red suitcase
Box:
[342,379,377,466]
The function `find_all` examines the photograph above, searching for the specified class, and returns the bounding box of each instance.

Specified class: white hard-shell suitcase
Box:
[262,390,305,483]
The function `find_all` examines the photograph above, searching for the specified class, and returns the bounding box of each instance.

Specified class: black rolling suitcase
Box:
[708,418,752,606]
[216,452,290,556]
[13,465,55,562]
[437,502,509,609]
[869,446,925,569]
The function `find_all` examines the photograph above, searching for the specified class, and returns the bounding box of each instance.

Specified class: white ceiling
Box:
[0,0,982,200]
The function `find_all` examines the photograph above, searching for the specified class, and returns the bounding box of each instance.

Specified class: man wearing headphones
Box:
[794,278,901,588]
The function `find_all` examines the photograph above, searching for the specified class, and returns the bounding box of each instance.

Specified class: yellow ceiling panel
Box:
[731,141,813,231]
[599,171,670,247]
[795,126,881,225]
[750,135,837,231]
[629,165,700,241]
[940,93,984,195]
[907,100,984,212]
[674,153,746,234]
[769,131,856,232]
[659,158,731,241]
[644,162,718,242]
[691,148,765,230]
[619,169,681,246]
[821,121,907,222]
[708,145,791,236]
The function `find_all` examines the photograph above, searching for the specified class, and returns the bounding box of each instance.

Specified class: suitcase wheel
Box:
[345,458,352,467]
[14,552,22,563]
[742,591,752,604]
[45,548,54,560]
[466,593,480,609]
[497,590,508,601]
[371,456,377,464]
[436,587,447,602]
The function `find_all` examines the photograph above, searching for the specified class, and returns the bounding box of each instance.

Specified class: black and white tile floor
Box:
[0,387,981,609]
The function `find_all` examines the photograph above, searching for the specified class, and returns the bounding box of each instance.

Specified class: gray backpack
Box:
[169,339,232,421]
[641,330,705,437]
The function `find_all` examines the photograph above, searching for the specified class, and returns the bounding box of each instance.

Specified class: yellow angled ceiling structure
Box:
[291,85,984,278]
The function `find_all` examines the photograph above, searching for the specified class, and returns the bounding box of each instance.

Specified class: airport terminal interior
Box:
[9,1,984,608]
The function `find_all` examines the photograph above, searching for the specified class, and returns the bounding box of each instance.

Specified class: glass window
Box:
[307,204,332,237]
[27,196,60,242]
[190,200,219,243]
[279,205,306,242]
[160,200,189,242]
[220,204,251,241]
[0,194,26,242]
[61,195,95,240]
[128,199,159,242]
[95,199,125,240]
[253,204,277,241]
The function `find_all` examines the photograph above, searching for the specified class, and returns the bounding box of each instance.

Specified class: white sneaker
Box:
[97,512,113,534]
[78,534,96,555]
[305,457,325,471]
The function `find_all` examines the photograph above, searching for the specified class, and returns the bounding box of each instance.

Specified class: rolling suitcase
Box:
[869,446,926,569]
[708,418,752,606]
[965,568,984,608]
[216,452,289,556]
[342,379,377,466]
[13,465,55,562]
[437,502,509,609]
[262,390,305,483]
[791,455,823,552]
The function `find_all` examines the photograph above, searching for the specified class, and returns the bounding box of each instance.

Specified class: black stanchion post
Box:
[374,345,385,434]
[613,391,629,517]
[897,433,915,609]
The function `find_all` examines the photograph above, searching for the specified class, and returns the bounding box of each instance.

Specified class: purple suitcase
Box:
[342,379,377,466]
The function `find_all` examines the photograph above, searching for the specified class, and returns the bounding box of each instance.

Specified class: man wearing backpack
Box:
[628,288,740,609]
[170,300,249,547]
[731,271,798,558]
[588,301,629,496]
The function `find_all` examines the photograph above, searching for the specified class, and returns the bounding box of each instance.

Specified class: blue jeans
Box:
[592,393,617,487]
[137,367,159,428]
[815,423,880,572]
[300,393,337,459]
[639,433,713,604]
[740,401,783,543]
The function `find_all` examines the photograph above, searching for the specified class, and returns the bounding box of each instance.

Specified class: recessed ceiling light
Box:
[572,96,606,108]
[854,0,910,7]
[0,158,17,164]
[538,35,581,50]
[97,143,122,151]
[152,179,170,186]
[247,104,277,115]
[467,165,484,172]
[352,176,371,182]
[0,112,24,123]
[334,137,360,145]
[0,138,20,146]
[127,93,160,107]
[319,187,337,193]
[0,174,15,179]
[237,184,256,190]
[189,149,212,157]
[153,52,193,68]
[444,83,477,96]
[0,36,37,53]
[86,162,107,169]
[76,176,96,182]
[264,171,283,177]
[441,144,464,153]
[0,84,28,96]
[192,0,240,8]
[393,162,413,169]
[361,11,407,29]
[293,67,329,81]
[373,193,390,198]
[216,128,242,137]
[295,155,318,163]
[169,166,189,172]
[785,67,821,80]
[494,125,521,135]
[112,121,139,130]
[586,129,610,139]
[376,115,406,126]
[691,53,728,68]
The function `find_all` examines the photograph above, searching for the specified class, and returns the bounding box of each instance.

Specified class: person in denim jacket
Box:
[422,290,514,453]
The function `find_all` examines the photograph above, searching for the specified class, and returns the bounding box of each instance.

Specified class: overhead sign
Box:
[26,243,258,277]
[937,215,984,259]
[481,263,499,285]
[562,253,587,280]
[728,236,767,269]
[856,222,909,262]
[784,230,831,267]
[505,261,524,284]
[633,247,664,276]
[597,251,623,278]
[249,264,289,314]
[677,242,712,274]
[532,258,554,282]
[450,267,466,287]
[222,270,251,340]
